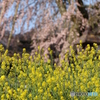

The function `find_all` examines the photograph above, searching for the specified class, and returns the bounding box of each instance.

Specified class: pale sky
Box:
[4,0,99,34]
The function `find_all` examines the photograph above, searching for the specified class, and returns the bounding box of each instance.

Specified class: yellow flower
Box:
[37,82,41,87]
[42,96,46,100]
[4,49,8,55]
[59,91,63,96]
[75,81,78,85]
[28,93,32,98]
[92,77,95,82]
[48,47,51,51]
[0,75,6,81]
[38,87,43,94]
[92,69,95,73]
[38,46,40,50]
[60,96,64,100]
[93,43,98,48]
[7,86,10,90]
[83,78,87,83]
[87,81,91,88]
[8,89,12,95]
[6,94,10,99]
[80,40,82,44]
[1,65,6,70]
[50,50,52,55]
[80,86,85,90]
[42,81,46,87]
[14,53,17,57]
[98,56,100,60]
[1,94,5,99]
[70,45,72,49]
[57,83,60,88]
[37,54,41,59]
[47,88,50,92]
[34,95,38,100]
[68,67,71,72]
[74,96,78,100]
[47,59,51,64]
[96,88,99,92]
[23,48,26,53]
[17,88,20,92]
[21,89,27,98]
[39,73,42,78]
[76,45,79,48]
[20,84,24,89]
[53,87,57,91]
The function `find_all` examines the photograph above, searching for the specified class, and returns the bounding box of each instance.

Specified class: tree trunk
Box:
[55,0,66,16]
[76,0,89,19]
[56,0,89,19]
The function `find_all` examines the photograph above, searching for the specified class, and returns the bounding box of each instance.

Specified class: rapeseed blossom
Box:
[0,43,100,99]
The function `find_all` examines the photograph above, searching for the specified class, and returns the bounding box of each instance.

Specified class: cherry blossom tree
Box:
[0,0,99,65]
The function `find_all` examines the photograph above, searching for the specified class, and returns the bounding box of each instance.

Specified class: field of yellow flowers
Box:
[0,42,100,100]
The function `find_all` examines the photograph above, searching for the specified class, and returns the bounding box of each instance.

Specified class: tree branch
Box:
[76,0,89,19]
[7,1,20,49]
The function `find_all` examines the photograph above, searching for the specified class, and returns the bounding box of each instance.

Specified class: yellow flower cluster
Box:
[0,43,100,100]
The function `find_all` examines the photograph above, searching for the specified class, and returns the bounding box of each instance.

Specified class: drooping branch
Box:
[7,1,20,49]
